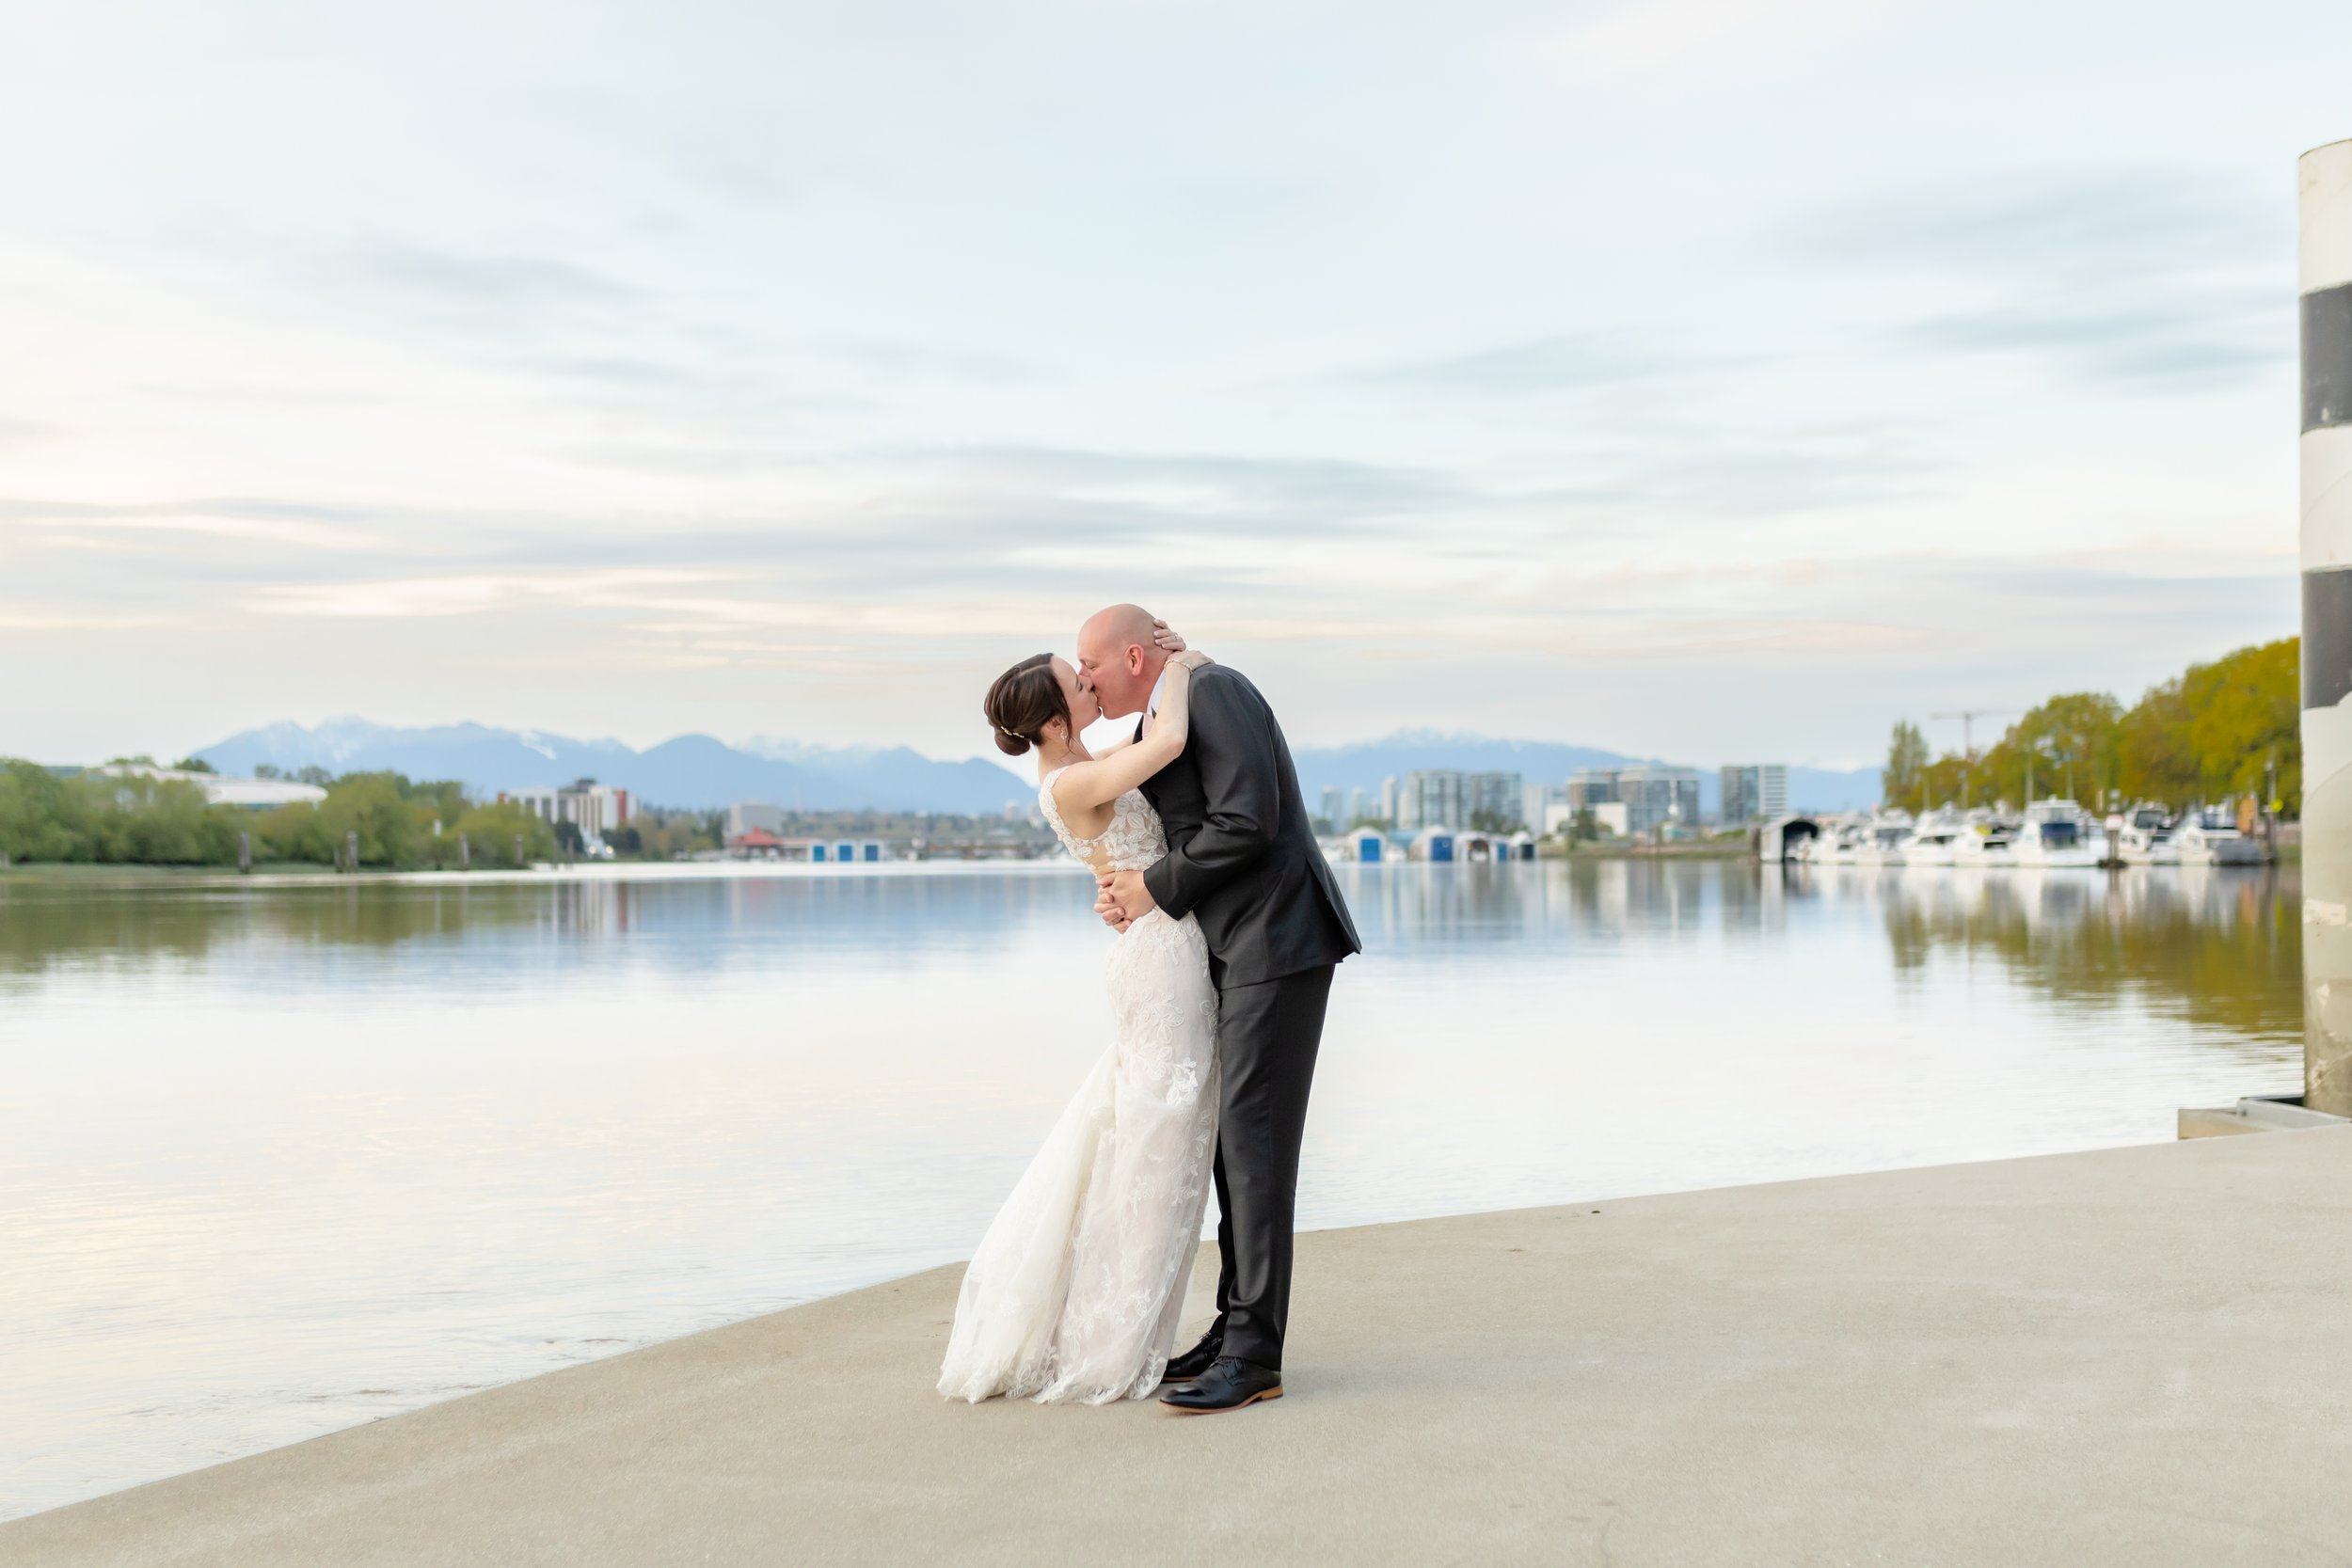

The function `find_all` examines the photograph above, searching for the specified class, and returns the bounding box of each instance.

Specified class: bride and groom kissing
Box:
[937,604,1360,1415]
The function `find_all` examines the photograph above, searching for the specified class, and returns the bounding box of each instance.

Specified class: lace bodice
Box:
[1039,767,1167,873]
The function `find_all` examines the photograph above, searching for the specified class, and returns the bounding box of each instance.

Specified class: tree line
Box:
[0,763,722,869]
[1883,636,2298,816]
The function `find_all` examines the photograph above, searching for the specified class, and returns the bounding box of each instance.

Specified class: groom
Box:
[1079,604,1361,1414]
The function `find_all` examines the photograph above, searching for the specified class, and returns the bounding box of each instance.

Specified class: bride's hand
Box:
[1151,618,1185,654]
[1168,649,1212,673]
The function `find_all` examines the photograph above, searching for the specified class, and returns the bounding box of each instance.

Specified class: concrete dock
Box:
[10,1129,2352,1567]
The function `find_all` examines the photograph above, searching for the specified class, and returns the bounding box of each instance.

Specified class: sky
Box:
[1,0,2340,770]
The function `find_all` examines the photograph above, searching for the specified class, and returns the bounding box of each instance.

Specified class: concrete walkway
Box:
[13,1130,2352,1567]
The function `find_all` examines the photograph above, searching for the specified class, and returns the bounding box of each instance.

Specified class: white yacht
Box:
[1949,823,2017,868]
[1900,812,1968,866]
[2009,799,2102,869]
[2113,806,2179,866]
[2174,808,2268,867]
[1850,811,1916,866]
[1800,817,1861,865]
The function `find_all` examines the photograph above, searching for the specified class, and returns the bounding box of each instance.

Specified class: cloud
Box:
[1797,171,2277,283]
[1800,171,2291,392]
[351,244,638,308]
[0,606,179,632]
[1544,0,1882,73]
[1350,334,1686,394]
[0,417,56,451]
[0,499,388,551]
[1909,299,2285,384]
[246,568,734,619]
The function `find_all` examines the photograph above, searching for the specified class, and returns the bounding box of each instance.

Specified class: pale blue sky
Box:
[0,0,2337,768]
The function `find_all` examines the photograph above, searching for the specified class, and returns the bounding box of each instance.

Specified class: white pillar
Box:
[2299,138,2352,1115]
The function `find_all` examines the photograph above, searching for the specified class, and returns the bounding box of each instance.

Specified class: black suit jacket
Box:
[1139,664,1361,990]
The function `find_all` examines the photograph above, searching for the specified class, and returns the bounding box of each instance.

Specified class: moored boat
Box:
[2114,806,2179,866]
[1850,811,1915,867]
[1950,822,2017,868]
[2010,799,2102,869]
[2174,808,2268,866]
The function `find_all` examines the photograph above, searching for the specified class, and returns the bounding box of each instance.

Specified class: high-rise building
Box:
[505,778,635,842]
[1318,786,1344,827]
[1523,782,1571,833]
[1614,764,1701,836]
[1468,771,1523,829]
[1396,769,1467,832]
[1348,786,1371,825]
[1567,768,1621,809]
[1720,764,1790,824]
[1380,775,1400,826]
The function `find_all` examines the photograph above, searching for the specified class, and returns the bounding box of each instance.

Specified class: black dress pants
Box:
[1206,963,1334,1370]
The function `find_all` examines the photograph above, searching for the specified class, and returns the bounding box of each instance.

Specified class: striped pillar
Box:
[2301,139,2352,1116]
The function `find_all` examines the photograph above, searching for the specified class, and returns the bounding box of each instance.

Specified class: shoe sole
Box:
[1158,1386,1282,1415]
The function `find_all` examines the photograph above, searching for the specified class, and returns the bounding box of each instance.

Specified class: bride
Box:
[937,641,1219,1404]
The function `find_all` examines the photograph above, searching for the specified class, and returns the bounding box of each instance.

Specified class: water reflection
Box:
[1824,864,2297,1042]
[0,861,2300,1521]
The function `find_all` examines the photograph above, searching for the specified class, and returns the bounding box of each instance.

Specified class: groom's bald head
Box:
[1077,603,1167,721]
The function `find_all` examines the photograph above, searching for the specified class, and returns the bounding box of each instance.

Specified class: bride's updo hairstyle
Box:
[985,653,1071,757]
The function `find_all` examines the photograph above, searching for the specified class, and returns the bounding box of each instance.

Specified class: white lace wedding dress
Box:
[936,768,1220,1404]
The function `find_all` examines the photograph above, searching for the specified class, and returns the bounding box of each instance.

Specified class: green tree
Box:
[1984,692,2122,808]
[1884,721,1930,810]
[2116,638,2298,812]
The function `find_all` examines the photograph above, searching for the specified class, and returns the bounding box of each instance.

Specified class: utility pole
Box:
[1931,710,2013,811]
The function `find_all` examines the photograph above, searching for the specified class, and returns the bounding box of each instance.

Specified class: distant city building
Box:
[1395,770,1467,832]
[1469,771,1523,828]
[1319,786,1345,827]
[504,778,634,843]
[723,832,886,863]
[1567,768,1621,810]
[1592,801,1630,836]
[1380,775,1400,827]
[1613,764,1701,837]
[1523,782,1571,833]
[1348,786,1371,825]
[728,800,785,837]
[1719,764,1790,824]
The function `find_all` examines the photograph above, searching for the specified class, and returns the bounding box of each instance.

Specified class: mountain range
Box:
[194,720,1883,816]
[196,720,1036,816]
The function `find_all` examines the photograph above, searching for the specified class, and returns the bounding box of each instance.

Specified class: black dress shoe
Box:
[1161,1323,1225,1384]
[1158,1356,1282,1414]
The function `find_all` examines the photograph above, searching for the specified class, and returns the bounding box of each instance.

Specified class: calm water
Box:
[0,860,2301,1520]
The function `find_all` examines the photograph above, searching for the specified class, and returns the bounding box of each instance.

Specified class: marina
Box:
[1767,800,2280,870]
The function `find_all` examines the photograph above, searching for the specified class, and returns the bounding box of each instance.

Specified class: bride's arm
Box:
[1085,620,1186,759]
[1051,651,1209,814]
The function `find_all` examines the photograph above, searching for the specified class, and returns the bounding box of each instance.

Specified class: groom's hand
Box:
[1103,869,1155,926]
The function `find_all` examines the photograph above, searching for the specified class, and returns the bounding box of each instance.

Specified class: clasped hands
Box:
[1095,869,1155,933]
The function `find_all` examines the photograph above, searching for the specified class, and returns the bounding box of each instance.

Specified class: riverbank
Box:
[9,1128,2347,1567]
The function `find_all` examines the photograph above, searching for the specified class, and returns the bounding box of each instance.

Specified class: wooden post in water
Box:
[2301,137,2352,1116]
[238,832,251,875]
